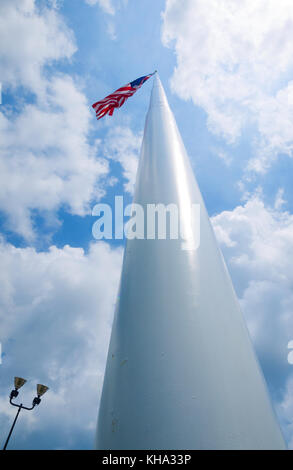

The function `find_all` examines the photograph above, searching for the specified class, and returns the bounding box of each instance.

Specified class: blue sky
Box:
[0,0,293,449]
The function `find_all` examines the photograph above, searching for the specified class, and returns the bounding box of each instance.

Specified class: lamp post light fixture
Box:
[3,377,49,450]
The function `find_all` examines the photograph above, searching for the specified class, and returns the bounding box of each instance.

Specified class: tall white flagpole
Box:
[96,74,286,450]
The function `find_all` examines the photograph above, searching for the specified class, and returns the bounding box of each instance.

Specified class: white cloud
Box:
[0,75,109,240]
[106,21,117,40]
[162,0,293,172]
[0,239,123,449]
[0,1,110,240]
[103,126,142,194]
[211,147,233,167]
[247,82,293,173]
[211,193,293,447]
[85,0,115,15]
[84,0,129,40]
[0,0,76,94]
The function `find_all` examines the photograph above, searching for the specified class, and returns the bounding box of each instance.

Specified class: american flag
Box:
[92,72,156,120]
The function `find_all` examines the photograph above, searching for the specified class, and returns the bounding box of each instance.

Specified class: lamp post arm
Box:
[9,397,35,411]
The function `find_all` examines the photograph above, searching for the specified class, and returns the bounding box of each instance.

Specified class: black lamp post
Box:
[3,377,49,450]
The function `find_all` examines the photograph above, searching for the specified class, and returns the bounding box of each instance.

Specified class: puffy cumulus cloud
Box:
[247,82,293,172]
[162,0,293,172]
[0,75,108,240]
[211,193,293,447]
[103,126,142,194]
[0,1,110,240]
[0,0,76,94]
[0,239,123,449]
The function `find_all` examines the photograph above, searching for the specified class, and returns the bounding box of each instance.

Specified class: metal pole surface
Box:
[96,75,286,450]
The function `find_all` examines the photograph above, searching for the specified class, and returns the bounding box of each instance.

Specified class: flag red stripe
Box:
[92,73,155,120]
